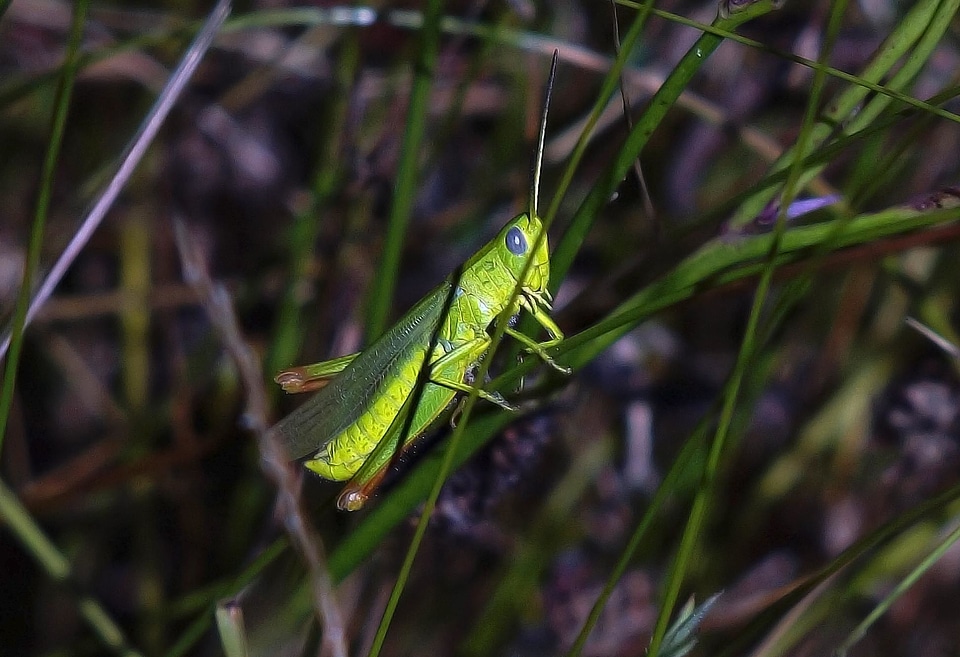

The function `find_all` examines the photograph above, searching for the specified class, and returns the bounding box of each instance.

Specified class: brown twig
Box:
[173,218,347,657]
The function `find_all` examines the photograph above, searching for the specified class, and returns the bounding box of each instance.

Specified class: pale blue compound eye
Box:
[505,227,527,255]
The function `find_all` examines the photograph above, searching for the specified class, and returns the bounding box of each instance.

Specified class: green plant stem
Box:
[0,0,87,454]
[647,226,776,657]
[550,0,778,289]
[320,204,960,588]
[541,0,655,232]
[728,0,960,225]
[648,0,847,649]
[566,426,708,657]
[546,204,960,375]
[365,0,445,341]
[0,478,143,656]
[268,33,360,380]
[362,1,446,650]
[836,519,960,656]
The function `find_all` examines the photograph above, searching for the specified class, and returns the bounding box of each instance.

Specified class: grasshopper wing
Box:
[273,281,454,461]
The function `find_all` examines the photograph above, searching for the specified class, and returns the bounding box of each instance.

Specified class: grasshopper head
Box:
[496,212,551,294]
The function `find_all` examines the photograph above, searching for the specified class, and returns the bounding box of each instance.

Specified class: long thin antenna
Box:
[530,50,559,220]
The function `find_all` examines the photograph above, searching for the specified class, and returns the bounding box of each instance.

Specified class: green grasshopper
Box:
[273,54,566,511]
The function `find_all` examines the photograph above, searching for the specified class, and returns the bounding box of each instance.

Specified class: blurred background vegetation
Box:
[2,0,960,656]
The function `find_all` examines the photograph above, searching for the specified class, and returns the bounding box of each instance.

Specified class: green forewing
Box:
[274,281,454,461]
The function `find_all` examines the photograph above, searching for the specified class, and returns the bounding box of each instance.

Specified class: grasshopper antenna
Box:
[530,50,559,221]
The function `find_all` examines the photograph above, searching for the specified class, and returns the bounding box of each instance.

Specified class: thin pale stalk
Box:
[175,220,347,657]
[0,0,231,360]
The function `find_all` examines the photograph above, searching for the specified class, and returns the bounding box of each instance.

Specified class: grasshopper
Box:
[273,54,565,511]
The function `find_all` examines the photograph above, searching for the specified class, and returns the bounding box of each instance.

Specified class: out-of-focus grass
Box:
[1,1,960,657]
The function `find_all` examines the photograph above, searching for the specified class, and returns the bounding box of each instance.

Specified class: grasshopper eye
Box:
[505,227,527,255]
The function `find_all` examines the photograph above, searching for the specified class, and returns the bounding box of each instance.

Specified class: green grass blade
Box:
[550,0,780,289]
[267,36,360,381]
[728,0,960,225]
[365,0,445,341]
[0,0,87,453]
[836,520,960,656]
[0,478,142,656]
[648,0,848,649]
